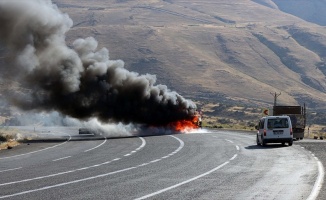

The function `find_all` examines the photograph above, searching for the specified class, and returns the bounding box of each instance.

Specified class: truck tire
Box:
[256,135,260,146]
[288,140,293,146]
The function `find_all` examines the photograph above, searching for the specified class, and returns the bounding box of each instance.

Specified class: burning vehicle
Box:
[78,128,94,135]
[78,110,202,136]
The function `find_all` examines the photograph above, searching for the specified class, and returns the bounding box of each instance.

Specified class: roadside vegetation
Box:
[198,101,326,139]
[199,101,263,131]
[0,127,20,150]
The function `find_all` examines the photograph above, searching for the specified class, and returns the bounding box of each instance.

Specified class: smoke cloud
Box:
[0,0,196,126]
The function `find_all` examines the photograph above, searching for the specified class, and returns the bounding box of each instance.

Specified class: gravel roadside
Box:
[295,139,326,200]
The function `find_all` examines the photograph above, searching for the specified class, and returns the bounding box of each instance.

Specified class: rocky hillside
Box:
[48,0,326,109]
[3,0,326,113]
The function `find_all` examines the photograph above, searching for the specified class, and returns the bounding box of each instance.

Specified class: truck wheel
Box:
[256,135,260,146]
[288,141,293,146]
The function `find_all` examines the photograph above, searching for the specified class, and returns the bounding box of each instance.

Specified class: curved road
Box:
[0,128,321,199]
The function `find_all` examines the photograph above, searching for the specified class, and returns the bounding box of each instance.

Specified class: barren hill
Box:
[4,0,326,112]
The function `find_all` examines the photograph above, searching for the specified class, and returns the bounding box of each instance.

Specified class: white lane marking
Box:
[0,159,115,187]
[0,135,184,198]
[236,145,240,151]
[138,137,146,150]
[0,137,146,187]
[138,163,149,167]
[161,135,184,158]
[0,135,72,160]
[211,131,254,140]
[230,154,237,161]
[307,158,325,200]
[122,138,146,157]
[0,167,22,173]
[84,138,107,152]
[0,166,138,199]
[150,159,161,163]
[52,156,71,162]
[225,139,234,144]
[134,161,231,200]
[134,135,240,200]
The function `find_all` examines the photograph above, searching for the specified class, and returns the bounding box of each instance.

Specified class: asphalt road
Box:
[0,128,322,200]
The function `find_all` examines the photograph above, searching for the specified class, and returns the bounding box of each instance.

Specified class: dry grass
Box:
[0,140,19,150]
[306,124,326,139]
[0,128,21,150]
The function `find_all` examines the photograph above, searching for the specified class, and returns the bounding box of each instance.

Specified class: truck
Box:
[272,104,306,140]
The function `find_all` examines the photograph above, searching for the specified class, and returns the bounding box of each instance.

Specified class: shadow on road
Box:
[245,144,290,150]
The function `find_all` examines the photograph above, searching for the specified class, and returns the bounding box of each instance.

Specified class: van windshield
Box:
[267,118,289,129]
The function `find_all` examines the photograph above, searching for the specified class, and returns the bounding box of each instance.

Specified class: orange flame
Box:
[169,115,200,132]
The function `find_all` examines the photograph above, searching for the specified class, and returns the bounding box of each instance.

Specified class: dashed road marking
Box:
[0,167,22,173]
[225,139,234,144]
[134,155,237,200]
[52,156,71,162]
[230,154,237,160]
[0,135,184,199]
[84,137,107,152]
[0,137,145,187]
[0,135,72,160]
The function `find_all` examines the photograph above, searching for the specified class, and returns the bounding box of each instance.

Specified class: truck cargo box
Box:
[273,106,302,115]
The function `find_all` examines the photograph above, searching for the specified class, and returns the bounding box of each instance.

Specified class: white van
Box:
[256,116,293,146]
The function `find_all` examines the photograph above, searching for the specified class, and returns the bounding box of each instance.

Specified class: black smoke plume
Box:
[0,0,196,126]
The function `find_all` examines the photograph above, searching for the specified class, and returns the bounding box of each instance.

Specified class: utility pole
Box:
[270,92,281,106]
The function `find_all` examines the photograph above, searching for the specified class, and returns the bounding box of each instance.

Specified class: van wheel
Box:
[288,141,293,146]
[256,135,260,146]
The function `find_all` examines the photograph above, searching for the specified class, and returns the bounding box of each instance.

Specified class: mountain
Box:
[5,0,326,112]
[271,0,326,26]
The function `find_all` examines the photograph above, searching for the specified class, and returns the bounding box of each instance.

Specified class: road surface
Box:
[0,128,321,199]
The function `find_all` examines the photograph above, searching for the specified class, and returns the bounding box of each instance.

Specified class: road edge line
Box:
[307,159,324,200]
